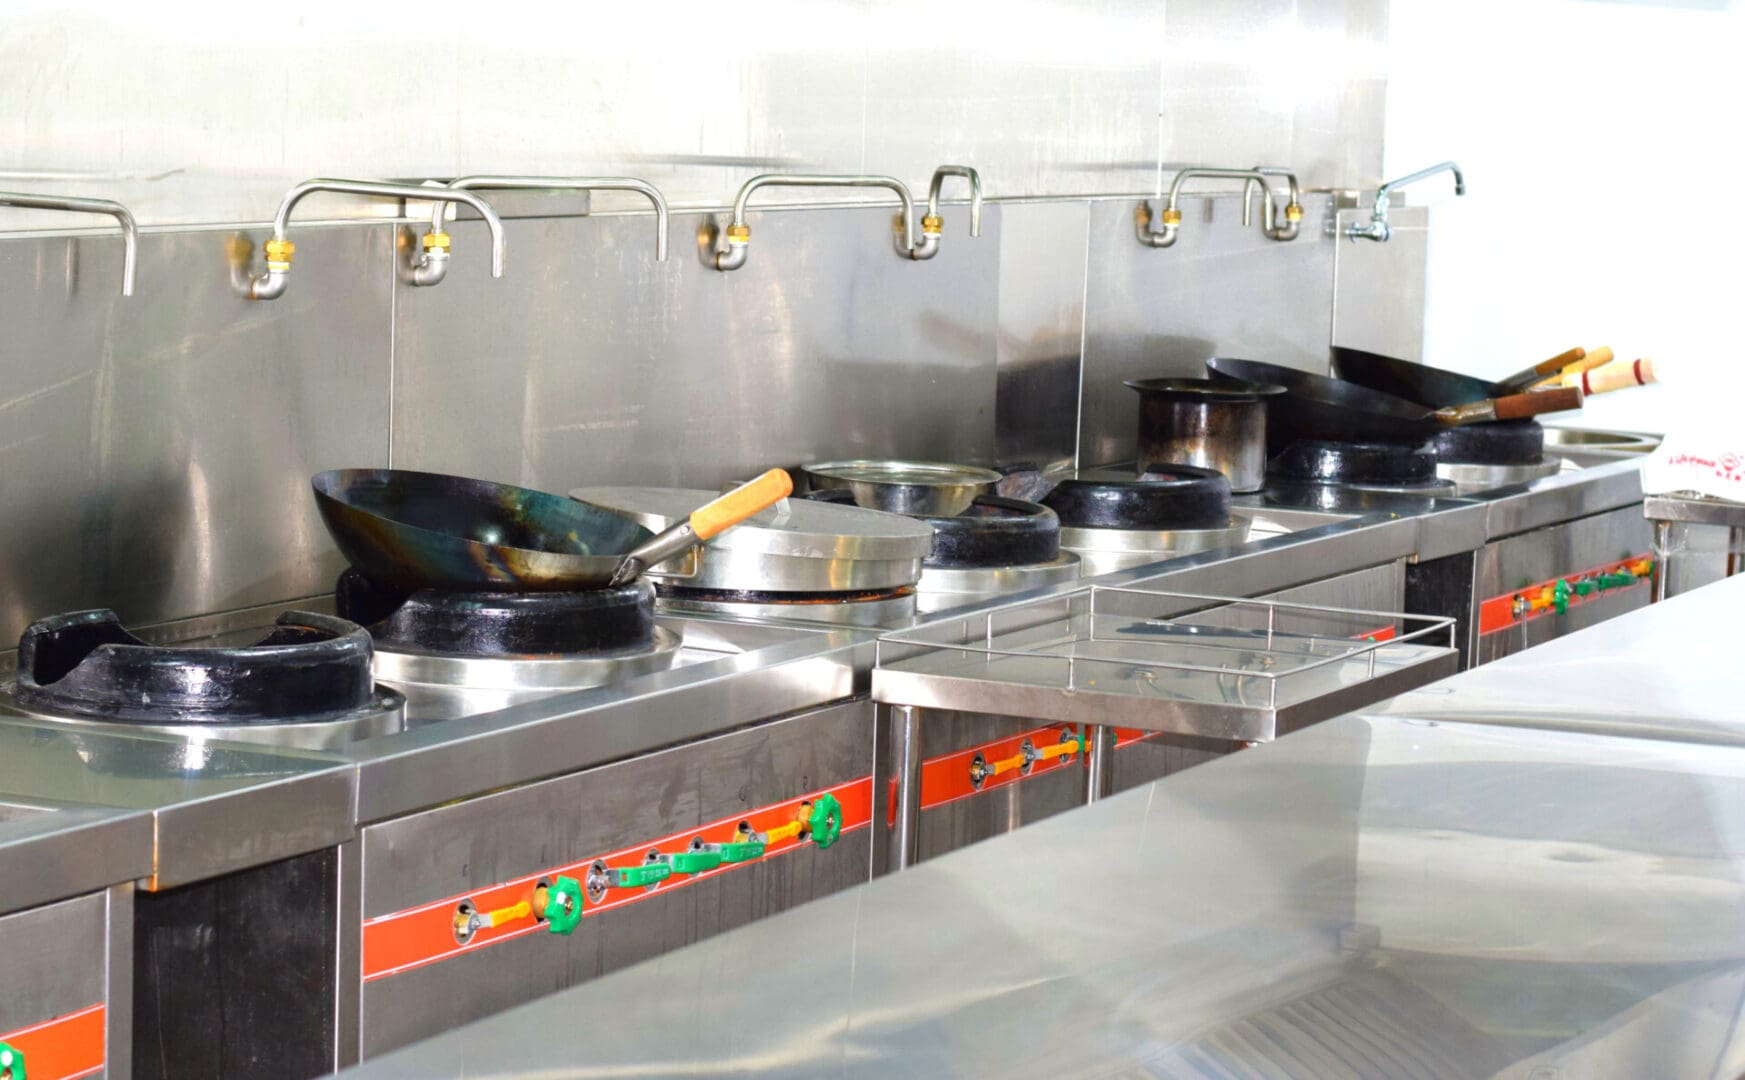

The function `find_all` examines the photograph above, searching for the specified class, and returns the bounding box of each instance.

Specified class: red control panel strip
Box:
[0,1002,105,1080]
[1478,553,1654,637]
[362,777,873,982]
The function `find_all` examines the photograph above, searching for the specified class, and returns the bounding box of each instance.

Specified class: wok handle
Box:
[1543,346,1617,387]
[691,469,794,540]
[1493,385,1585,420]
[1575,357,1657,395]
[1496,346,1584,393]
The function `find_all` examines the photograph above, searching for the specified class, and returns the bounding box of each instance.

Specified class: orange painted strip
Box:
[1,1003,104,1080]
[1478,553,1652,636]
[362,777,873,982]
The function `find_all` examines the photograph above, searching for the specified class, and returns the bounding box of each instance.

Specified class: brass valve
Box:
[1284,203,1303,222]
[921,214,943,235]
[263,238,295,266]
[421,231,452,250]
[726,224,751,243]
[1161,207,1182,226]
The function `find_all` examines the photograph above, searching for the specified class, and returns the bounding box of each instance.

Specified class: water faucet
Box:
[1346,161,1465,242]
[406,176,669,287]
[927,165,984,239]
[235,179,506,300]
[0,192,137,296]
[1136,167,1299,249]
[712,174,930,271]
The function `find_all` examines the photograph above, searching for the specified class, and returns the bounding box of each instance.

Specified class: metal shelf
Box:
[873,586,1458,742]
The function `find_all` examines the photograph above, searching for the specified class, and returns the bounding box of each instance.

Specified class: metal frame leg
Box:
[1651,520,1672,603]
[891,705,923,871]
[1084,725,1115,802]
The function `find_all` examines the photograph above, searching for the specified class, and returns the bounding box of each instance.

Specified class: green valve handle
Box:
[1553,579,1571,615]
[542,876,583,936]
[670,847,724,875]
[718,839,766,864]
[0,1041,24,1080]
[807,793,844,850]
[612,862,672,889]
[1573,579,1598,597]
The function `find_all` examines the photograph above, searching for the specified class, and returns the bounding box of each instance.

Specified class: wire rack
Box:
[873,586,1459,738]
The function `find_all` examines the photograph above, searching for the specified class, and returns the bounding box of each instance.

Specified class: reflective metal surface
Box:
[0,4,1386,228]
[0,718,355,889]
[1060,518,1252,577]
[0,224,395,648]
[1079,195,1340,468]
[396,207,1000,493]
[0,687,405,751]
[1332,205,1430,361]
[342,712,1745,1079]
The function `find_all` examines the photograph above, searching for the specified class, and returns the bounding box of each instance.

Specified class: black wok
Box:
[1330,346,1508,408]
[1206,357,1583,452]
[312,468,793,592]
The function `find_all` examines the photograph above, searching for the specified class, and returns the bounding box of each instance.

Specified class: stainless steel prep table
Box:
[338,710,1745,1078]
[1373,566,1745,745]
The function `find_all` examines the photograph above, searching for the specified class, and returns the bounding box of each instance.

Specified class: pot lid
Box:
[569,486,936,562]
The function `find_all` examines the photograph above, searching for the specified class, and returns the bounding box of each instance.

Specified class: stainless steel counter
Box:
[338,709,1745,1078]
[1373,567,1745,746]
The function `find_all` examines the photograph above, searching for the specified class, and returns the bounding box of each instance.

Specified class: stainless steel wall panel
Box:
[1332,205,1428,360]
[358,700,874,1058]
[0,224,394,645]
[0,4,1387,228]
[1077,193,1339,467]
[390,205,1000,489]
[995,200,1089,470]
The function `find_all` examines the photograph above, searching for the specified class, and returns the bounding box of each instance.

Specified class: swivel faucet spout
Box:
[0,192,138,296]
[1136,167,1276,249]
[437,175,668,261]
[714,174,926,270]
[239,179,506,300]
[1347,160,1464,242]
[927,165,984,238]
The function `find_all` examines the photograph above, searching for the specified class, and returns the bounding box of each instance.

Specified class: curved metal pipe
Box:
[1137,167,1273,249]
[437,175,668,261]
[1248,166,1303,241]
[927,165,983,238]
[1348,160,1464,242]
[241,179,507,300]
[714,174,921,270]
[0,192,138,296]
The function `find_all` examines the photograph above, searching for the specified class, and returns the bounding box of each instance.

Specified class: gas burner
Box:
[655,585,918,627]
[1263,440,1456,512]
[1041,466,1247,576]
[1428,419,1545,466]
[3,609,404,749]
[1041,464,1232,530]
[335,569,682,722]
[802,490,1081,607]
[1268,440,1440,487]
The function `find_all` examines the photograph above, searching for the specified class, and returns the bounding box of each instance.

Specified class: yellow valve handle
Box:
[690,469,794,541]
[1033,738,1080,764]
[480,900,531,929]
[764,820,803,844]
[987,751,1027,777]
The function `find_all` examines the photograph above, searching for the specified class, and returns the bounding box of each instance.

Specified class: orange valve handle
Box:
[690,469,793,541]
[1033,731,1084,764]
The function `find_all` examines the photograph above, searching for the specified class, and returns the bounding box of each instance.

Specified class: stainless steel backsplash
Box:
[0,196,1424,644]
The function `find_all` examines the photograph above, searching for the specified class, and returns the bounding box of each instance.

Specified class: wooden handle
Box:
[1493,385,1584,420]
[690,468,794,540]
[1535,346,1616,388]
[1534,346,1586,377]
[1577,357,1657,395]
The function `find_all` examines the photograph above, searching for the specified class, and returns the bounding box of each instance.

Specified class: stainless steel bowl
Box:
[804,460,1003,517]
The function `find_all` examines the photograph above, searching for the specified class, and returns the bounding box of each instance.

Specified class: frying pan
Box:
[1206,357,1583,451]
[312,468,793,592]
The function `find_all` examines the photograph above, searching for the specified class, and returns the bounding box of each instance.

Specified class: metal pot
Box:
[1124,377,1283,493]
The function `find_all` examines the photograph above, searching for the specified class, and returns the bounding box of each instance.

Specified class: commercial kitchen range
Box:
[0,430,1720,1077]
[337,571,1745,1079]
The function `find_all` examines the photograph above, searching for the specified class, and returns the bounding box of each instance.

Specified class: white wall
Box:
[1385,0,1745,436]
